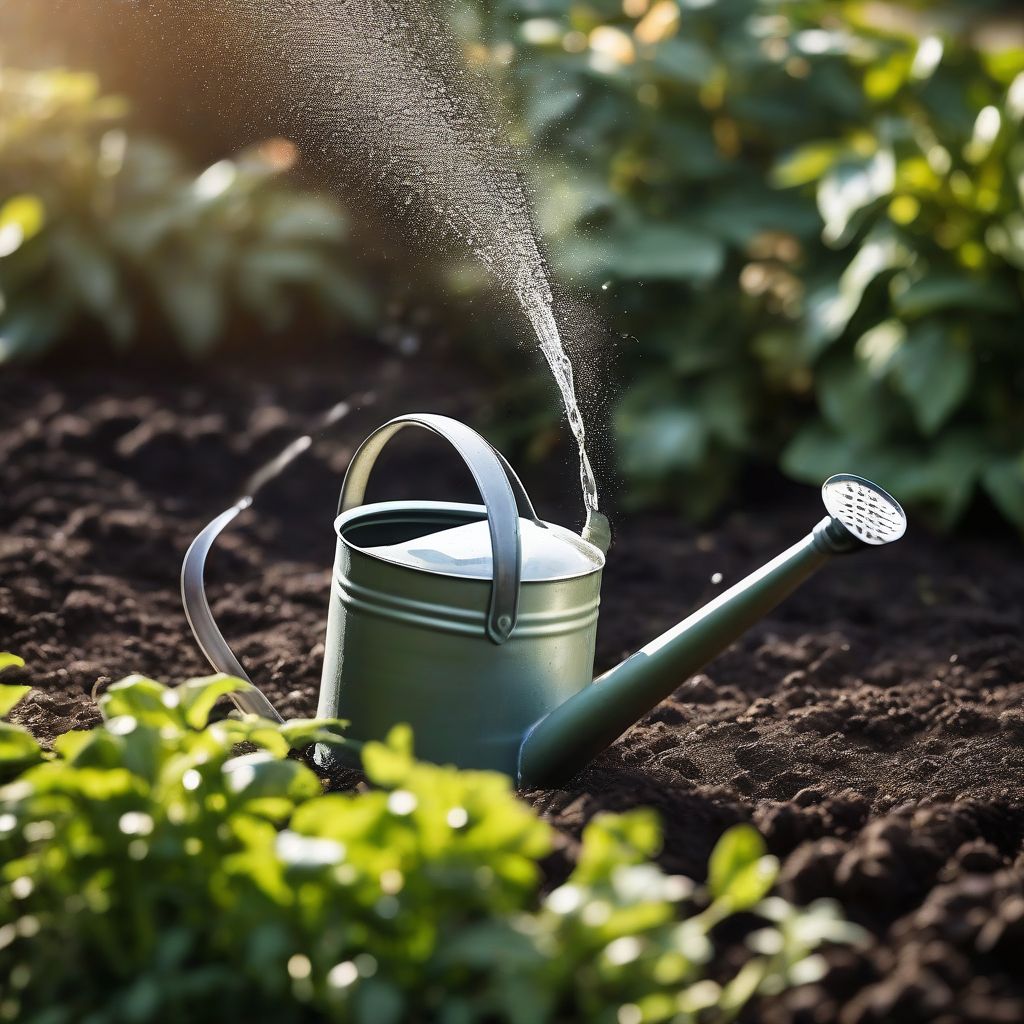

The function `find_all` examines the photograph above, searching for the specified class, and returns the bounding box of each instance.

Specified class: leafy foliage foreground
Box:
[0,657,860,1023]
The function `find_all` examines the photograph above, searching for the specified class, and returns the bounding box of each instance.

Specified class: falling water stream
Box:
[176,0,602,512]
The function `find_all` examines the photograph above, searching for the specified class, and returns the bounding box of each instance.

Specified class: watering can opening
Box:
[349,507,604,582]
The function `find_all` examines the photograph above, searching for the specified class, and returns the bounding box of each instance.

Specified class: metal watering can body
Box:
[315,414,606,775]
[318,501,603,774]
[182,413,906,788]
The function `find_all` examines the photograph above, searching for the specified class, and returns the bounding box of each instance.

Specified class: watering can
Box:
[182,413,906,787]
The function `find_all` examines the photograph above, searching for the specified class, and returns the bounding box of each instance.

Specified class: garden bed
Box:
[2,345,1023,1023]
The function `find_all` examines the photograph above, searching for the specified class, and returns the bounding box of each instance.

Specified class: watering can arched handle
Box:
[338,413,542,644]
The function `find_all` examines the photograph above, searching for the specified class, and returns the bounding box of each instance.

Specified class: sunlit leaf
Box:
[177,675,253,730]
[818,149,895,245]
[0,195,45,258]
[707,825,767,901]
[0,722,43,769]
[100,675,179,726]
[0,683,30,718]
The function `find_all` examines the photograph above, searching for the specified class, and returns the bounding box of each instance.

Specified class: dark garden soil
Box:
[2,344,1023,1024]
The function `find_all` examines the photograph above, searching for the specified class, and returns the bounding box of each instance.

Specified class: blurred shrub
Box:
[0,665,862,1023]
[0,68,373,360]
[467,0,1024,529]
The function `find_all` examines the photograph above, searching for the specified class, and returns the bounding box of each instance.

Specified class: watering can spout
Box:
[581,509,612,555]
[517,474,906,788]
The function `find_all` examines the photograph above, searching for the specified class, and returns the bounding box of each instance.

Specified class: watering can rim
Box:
[336,498,607,584]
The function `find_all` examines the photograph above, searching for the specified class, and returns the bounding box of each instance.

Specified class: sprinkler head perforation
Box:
[822,474,906,547]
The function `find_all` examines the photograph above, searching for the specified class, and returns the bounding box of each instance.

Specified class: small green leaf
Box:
[707,825,768,900]
[0,653,25,674]
[722,855,780,910]
[177,674,252,730]
[0,721,43,769]
[773,142,844,188]
[0,683,30,718]
[362,724,415,787]
[718,958,768,1015]
[100,675,179,726]
[278,718,349,749]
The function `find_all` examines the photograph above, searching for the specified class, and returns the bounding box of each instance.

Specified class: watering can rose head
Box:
[182,414,906,787]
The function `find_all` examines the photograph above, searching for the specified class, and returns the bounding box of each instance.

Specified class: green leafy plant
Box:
[770,7,1024,529]
[0,68,373,360]
[464,0,1024,529]
[0,659,861,1023]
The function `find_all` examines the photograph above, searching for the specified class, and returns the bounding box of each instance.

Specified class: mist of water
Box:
[193,0,601,511]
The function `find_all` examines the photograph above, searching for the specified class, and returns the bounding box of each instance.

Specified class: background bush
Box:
[1,3,1022,532]
[0,68,373,360]
[465,0,1024,530]
[0,662,861,1024]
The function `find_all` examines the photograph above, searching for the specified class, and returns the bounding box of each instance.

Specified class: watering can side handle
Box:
[180,499,285,723]
[338,413,529,644]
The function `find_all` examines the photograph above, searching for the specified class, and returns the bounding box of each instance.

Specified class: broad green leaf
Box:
[816,352,892,443]
[891,274,1018,318]
[781,423,864,483]
[49,228,122,321]
[151,263,225,355]
[983,455,1024,531]
[818,149,895,245]
[897,431,985,530]
[890,322,972,434]
[707,825,767,901]
[570,223,725,283]
[221,751,321,803]
[692,192,820,247]
[804,229,911,352]
[100,675,180,726]
[613,224,725,282]
[646,37,716,86]
[0,299,71,362]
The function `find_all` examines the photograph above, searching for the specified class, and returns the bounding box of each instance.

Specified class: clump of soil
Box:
[2,348,1023,1023]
